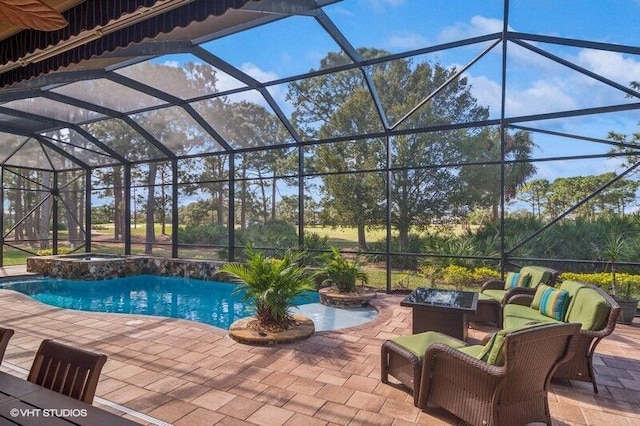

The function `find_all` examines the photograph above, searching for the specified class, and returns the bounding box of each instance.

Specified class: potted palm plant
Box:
[220,247,316,343]
[599,232,638,324]
[615,275,638,324]
[314,246,374,307]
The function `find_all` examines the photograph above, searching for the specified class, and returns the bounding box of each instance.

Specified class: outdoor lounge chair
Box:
[0,327,14,363]
[381,322,579,426]
[28,339,107,404]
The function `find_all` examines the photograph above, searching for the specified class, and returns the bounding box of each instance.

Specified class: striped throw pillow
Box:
[538,287,570,321]
[503,272,531,289]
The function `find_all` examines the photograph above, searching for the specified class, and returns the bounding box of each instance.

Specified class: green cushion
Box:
[560,280,586,317]
[459,345,484,358]
[504,271,531,290]
[477,330,508,365]
[475,323,549,366]
[483,289,507,303]
[390,331,466,360]
[503,315,560,330]
[538,287,570,321]
[478,293,495,301]
[520,266,553,288]
[503,303,560,329]
[564,287,610,330]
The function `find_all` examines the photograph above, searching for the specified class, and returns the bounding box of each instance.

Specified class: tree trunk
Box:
[257,170,268,222]
[240,165,247,229]
[491,202,499,222]
[398,225,410,253]
[271,173,277,221]
[145,163,157,255]
[113,168,123,240]
[357,223,367,250]
[216,186,225,226]
[160,187,167,235]
[38,171,52,249]
[14,175,24,241]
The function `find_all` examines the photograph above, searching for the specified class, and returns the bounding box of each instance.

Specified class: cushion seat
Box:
[504,303,561,323]
[482,289,507,302]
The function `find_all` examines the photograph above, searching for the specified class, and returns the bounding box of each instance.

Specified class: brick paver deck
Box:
[0,281,638,425]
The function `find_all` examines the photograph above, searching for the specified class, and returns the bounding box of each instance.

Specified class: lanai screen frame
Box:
[0,1,639,291]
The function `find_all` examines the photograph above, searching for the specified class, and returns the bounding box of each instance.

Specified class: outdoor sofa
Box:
[503,280,620,392]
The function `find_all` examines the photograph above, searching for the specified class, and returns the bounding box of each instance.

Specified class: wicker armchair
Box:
[548,284,620,393]
[416,323,580,426]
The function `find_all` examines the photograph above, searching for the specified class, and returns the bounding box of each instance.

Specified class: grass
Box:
[305,226,389,249]
[362,266,431,290]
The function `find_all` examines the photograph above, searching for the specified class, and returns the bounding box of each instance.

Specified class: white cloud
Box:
[438,15,507,43]
[217,63,287,110]
[160,60,180,68]
[510,80,577,115]
[240,62,278,82]
[465,75,501,115]
[575,49,640,88]
[370,0,406,10]
[466,74,577,118]
[534,156,625,182]
[384,32,430,51]
[213,62,281,105]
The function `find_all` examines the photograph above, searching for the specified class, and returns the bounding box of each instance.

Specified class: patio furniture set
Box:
[0,327,137,425]
[380,266,621,426]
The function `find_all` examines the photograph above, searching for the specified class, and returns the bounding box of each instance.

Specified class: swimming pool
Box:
[0,275,377,331]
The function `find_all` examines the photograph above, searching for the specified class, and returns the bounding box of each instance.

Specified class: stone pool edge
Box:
[27,254,225,281]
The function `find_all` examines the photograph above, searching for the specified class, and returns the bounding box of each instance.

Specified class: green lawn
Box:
[304,225,388,249]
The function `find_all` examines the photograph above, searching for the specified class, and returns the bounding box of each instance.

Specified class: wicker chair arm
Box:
[481,279,504,291]
[504,293,534,306]
[504,286,536,299]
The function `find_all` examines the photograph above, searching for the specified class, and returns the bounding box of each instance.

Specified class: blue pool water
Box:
[0,275,377,331]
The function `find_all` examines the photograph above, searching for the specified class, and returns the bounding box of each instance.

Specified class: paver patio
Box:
[0,272,638,425]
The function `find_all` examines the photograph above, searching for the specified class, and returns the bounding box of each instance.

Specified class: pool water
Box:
[0,275,377,331]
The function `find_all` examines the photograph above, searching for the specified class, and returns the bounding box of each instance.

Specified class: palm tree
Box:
[219,247,315,330]
[315,246,369,293]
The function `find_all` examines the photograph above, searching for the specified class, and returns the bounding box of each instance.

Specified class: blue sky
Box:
[160,1,640,187]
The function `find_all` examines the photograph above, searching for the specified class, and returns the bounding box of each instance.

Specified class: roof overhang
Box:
[0,0,295,88]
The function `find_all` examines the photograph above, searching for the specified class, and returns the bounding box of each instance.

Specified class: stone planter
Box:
[228,314,314,345]
[615,298,639,325]
[319,286,376,308]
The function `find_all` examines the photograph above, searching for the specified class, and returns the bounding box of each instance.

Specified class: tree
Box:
[545,173,638,218]
[288,48,490,250]
[517,179,550,219]
[459,128,537,222]
[210,101,296,228]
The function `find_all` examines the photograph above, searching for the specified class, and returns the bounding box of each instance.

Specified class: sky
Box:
[138,0,640,197]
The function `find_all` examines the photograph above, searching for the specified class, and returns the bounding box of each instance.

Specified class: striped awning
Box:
[0,0,253,87]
